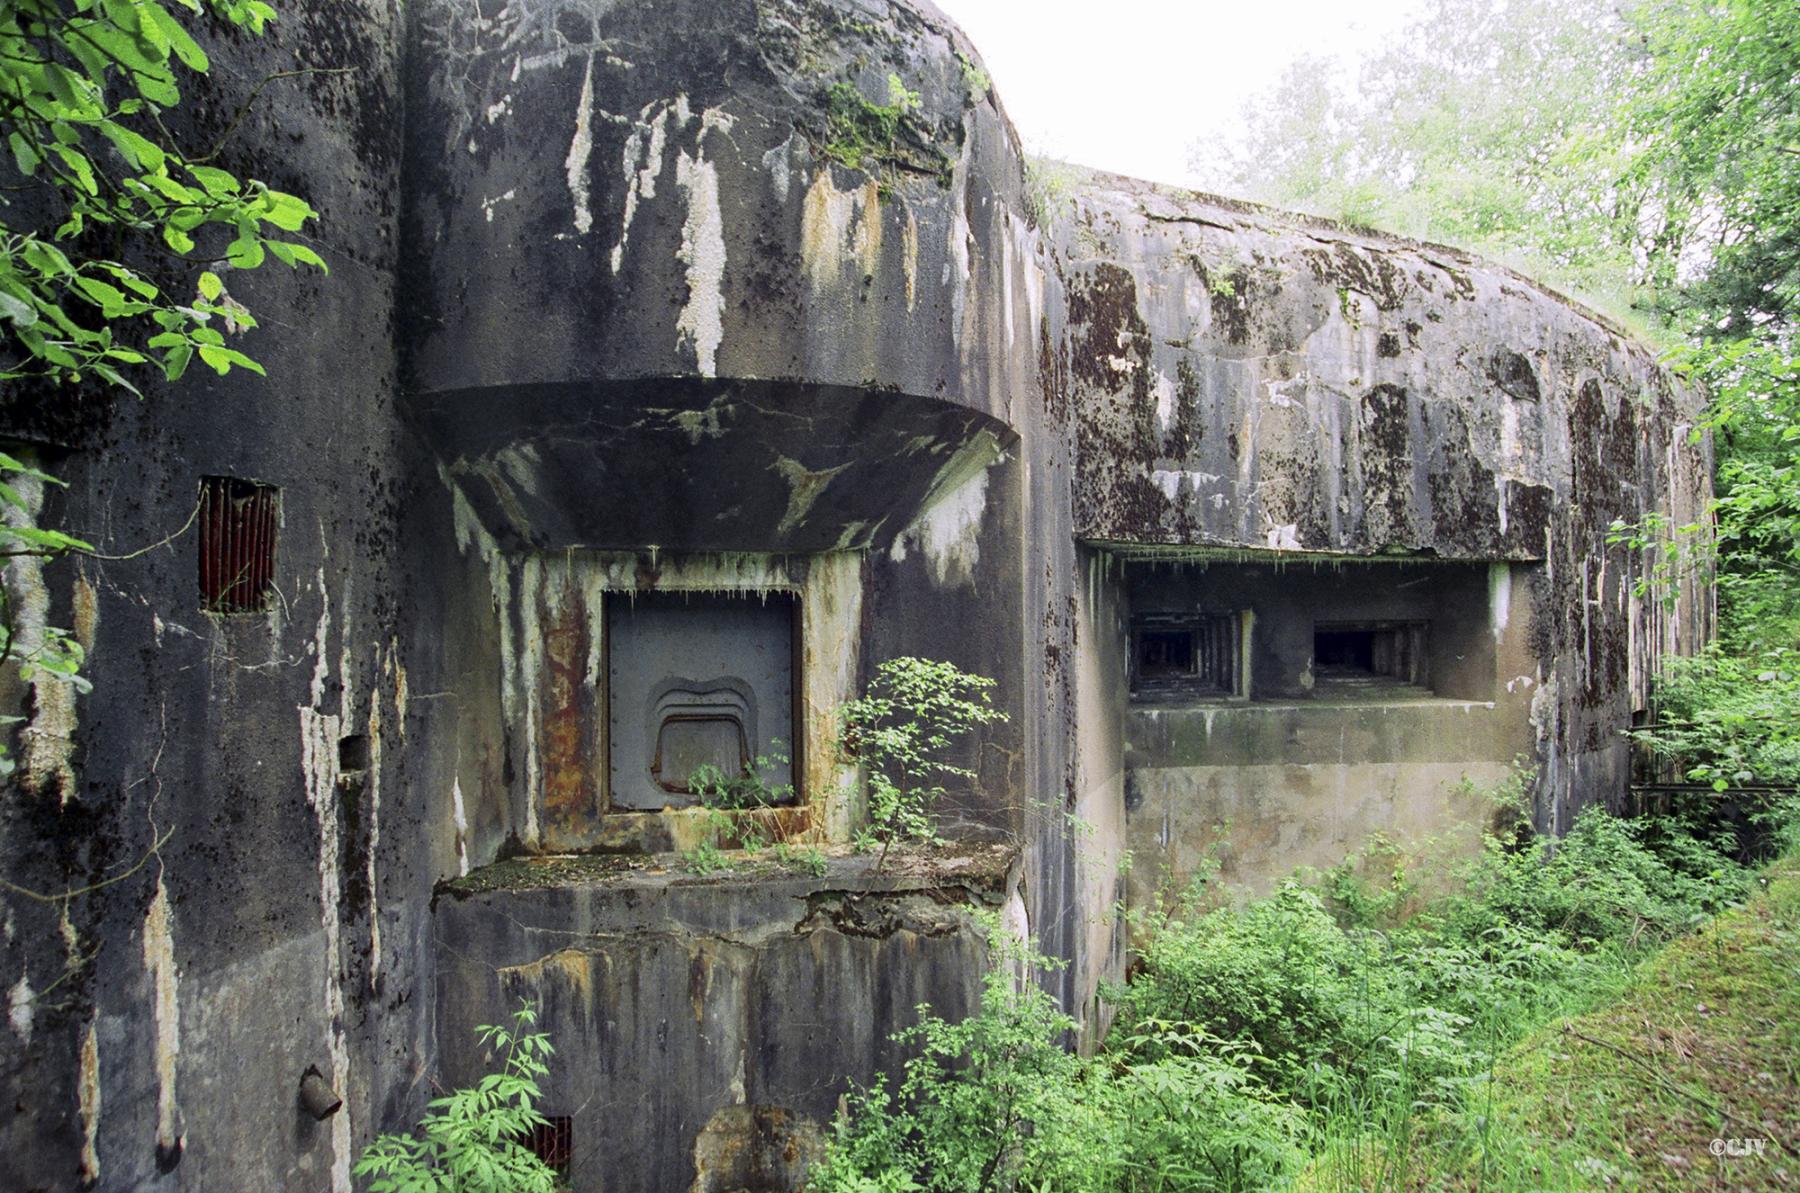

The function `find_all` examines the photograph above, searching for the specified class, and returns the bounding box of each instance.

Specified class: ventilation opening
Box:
[1131,613,1241,702]
[1314,629,1376,671]
[1312,621,1427,693]
[337,734,370,773]
[198,476,279,613]
[1136,630,1193,678]
[520,1115,572,1173]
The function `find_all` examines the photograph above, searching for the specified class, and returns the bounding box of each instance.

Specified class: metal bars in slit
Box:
[198,476,279,613]
[1131,612,1240,700]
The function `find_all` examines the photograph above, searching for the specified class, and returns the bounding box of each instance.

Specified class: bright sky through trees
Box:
[932,0,1430,185]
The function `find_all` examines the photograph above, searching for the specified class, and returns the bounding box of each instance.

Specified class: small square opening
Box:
[1131,613,1242,702]
[337,734,370,773]
[1314,628,1376,672]
[198,476,279,613]
[1136,630,1194,678]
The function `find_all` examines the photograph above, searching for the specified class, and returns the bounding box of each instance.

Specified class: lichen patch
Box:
[143,878,182,1166]
[564,54,597,235]
[675,145,727,377]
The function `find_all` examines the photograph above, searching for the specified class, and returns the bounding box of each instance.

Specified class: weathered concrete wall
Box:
[1125,702,1515,901]
[1069,548,1130,1044]
[0,4,444,1190]
[435,849,1009,1192]
[403,0,1043,421]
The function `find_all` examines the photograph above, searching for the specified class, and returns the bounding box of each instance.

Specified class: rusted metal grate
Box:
[198,476,279,613]
[522,1115,572,1172]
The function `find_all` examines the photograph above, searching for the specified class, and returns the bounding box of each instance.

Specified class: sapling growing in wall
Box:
[836,657,1007,868]
[688,740,795,811]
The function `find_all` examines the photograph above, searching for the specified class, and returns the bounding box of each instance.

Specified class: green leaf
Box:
[51,145,97,195]
[143,2,208,71]
[91,363,142,396]
[0,291,38,328]
[226,234,265,269]
[99,122,166,171]
[8,131,40,176]
[142,172,197,203]
[260,191,317,232]
[188,165,241,195]
[198,270,223,301]
[197,345,264,376]
[267,241,329,273]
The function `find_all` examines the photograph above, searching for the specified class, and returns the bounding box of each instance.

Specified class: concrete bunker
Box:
[0,2,1713,1189]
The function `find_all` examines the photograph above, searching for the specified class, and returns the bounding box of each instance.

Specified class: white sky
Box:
[931,0,1431,187]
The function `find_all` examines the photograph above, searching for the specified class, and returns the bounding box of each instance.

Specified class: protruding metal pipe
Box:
[298,1066,342,1121]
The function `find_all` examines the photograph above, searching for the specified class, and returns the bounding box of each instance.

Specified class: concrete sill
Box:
[1131,696,1497,712]
[435,840,1015,902]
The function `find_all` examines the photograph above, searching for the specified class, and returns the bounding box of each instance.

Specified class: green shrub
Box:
[355,1002,560,1193]
[1110,884,1403,1101]
[810,933,1303,1193]
[1437,806,1748,952]
[837,658,1007,866]
[814,801,1789,1191]
[1631,646,1800,790]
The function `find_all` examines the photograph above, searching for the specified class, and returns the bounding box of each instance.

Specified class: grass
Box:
[1463,856,1800,1190]
[1301,854,1800,1191]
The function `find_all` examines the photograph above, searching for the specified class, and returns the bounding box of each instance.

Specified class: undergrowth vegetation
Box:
[811,794,1798,1191]
[356,1002,561,1193]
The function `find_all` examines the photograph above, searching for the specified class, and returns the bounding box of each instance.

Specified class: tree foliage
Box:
[1628,1,1800,652]
[1191,0,1676,321]
[1,0,323,390]
[1630,0,1800,332]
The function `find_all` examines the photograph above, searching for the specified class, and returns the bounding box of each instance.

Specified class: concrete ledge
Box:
[1126,699,1507,768]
